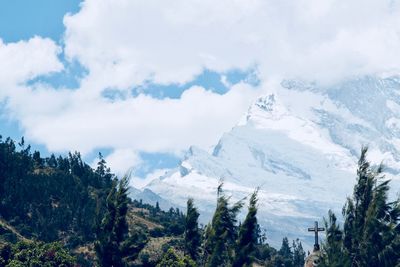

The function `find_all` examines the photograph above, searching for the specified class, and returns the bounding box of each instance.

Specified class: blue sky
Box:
[0,0,81,42]
[0,0,82,153]
[1,0,399,184]
[0,0,259,179]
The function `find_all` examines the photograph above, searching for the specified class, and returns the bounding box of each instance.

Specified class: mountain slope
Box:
[137,75,400,247]
[0,218,31,243]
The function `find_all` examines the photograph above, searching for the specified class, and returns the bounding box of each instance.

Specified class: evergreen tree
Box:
[279,237,293,267]
[47,153,58,168]
[184,198,201,261]
[321,210,347,267]
[233,189,259,267]
[32,151,44,169]
[0,135,113,244]
[205,183,243,267]
[342,147,400,266]
[95,152,114,187]
[292,239,305,267]
[95,175,130,267]
[322,147,400,267]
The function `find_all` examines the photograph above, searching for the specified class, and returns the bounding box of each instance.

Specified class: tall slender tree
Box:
[292,239,305,267]
[321,210,347,267]
[279,237,293,267]
[184,198,201,261]
[233,189,259,267]
[321,147,400,267]
[205,183,243,267]
[342,147,400,266]
[95,175,130,267]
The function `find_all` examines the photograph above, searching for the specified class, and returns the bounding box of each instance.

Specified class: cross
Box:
[308,221,325,251]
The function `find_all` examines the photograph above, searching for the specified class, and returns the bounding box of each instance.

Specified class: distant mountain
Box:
[129,187,182,211]
[136,75,400,247]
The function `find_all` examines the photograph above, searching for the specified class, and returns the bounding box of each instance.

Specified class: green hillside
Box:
[1,136,398,266]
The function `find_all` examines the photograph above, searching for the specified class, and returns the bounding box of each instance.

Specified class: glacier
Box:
[132,75,400,248]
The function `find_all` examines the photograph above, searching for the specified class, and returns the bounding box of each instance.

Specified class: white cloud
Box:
[63,0,400,86]
[131,168,169,189]
[0,37,62,97]
[103,148,141,177]
[63,0,260,87]
[9,82,258,154]
[2,0,400,173]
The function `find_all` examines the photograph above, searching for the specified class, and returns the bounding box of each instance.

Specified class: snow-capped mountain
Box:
[133,76,400,247]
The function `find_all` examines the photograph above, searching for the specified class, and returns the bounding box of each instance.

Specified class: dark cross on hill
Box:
[308,221,325,251]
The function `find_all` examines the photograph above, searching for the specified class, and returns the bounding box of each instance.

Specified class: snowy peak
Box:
[242,90,352,169]
[239,93,286,127]
[137,75,400,247]
[254,94,276,112]
[243,76,400,172]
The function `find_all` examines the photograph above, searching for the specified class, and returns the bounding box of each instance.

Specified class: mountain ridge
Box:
[133,75,400,247]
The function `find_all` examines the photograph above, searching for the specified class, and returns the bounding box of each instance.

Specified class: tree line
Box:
[0,135,399,266]
[0,136,115,244]
[96,176,305,267]
[90,147,400,266]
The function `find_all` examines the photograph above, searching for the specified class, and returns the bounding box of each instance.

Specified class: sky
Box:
[1,0,400,186]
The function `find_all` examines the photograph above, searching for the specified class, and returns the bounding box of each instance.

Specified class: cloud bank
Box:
[64,0,400,85]
[1,0,400,174]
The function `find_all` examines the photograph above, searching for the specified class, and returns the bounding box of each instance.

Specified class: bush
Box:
[0,241,76,267]
[156,248,195,267]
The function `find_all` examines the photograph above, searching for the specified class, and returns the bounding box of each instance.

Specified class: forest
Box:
[0,135,399,266]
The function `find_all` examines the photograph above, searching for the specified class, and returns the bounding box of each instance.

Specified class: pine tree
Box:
[279,237,293,267]
[340,147,400,266]
[47,153,58,168]
[321,210,347,267]
[95,175,130,267]
[32,151,44,169]
[184,198,201,261]
[95,152,114,188]
[205,183,243,267]
[360,179,400,266]
[292,239,305,267]
[233,189,259,267]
